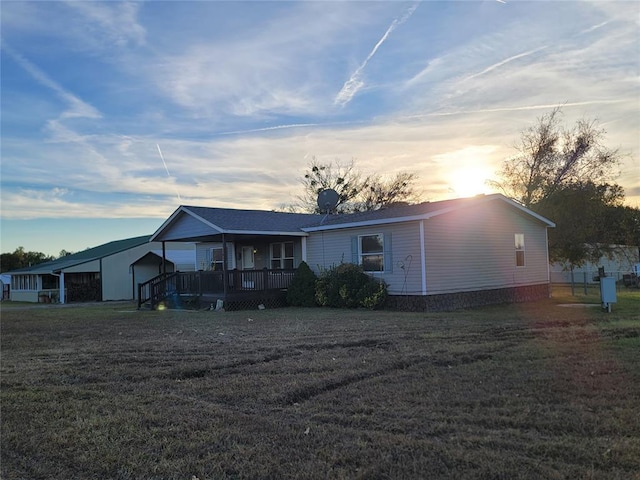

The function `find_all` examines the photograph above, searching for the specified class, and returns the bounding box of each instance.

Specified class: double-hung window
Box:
[515,234,525,267]
[209,247,224,271]
[270,242,294,269]
[360,234,384,272]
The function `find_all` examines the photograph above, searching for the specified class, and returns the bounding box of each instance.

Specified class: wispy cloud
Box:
[334,3,419,107]
[62,1,145,48]
[463,46,548,82]
[1,42,101,120]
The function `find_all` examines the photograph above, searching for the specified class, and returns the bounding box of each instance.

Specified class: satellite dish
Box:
[317,189,339,213]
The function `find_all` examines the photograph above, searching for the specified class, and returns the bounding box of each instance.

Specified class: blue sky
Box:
[1,0,639,257]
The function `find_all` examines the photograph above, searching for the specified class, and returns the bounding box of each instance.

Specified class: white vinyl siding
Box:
[305,201,550,297]
[424,201,550,295]
[306,222,422,295]
[155,212,217,241]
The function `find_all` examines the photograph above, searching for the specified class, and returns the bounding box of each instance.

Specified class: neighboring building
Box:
[550,245,640,284]
[8,236,195,303]
[1,274,10,300]
[149,194,555,310]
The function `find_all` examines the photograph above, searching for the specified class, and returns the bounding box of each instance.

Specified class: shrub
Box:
[286,262,318,307]
[315,263,387,309]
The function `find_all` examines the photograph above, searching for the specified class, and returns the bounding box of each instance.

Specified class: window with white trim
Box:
[12,274,39,290]
[209,247,224,271]
[360,234,384,272]
[515,233,525,267]
[270,242,294,269]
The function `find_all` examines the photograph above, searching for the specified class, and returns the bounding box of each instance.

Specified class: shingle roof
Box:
[153,194,554,241]
[183,206,323,233]
[8,235,152,275]
[301,195,552,230]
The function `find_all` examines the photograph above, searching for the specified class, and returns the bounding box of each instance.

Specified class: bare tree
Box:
[358,172,420,211]
[293,158,420,213]
[489,107,622,207]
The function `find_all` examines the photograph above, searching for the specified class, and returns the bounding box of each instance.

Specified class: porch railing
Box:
[137,272,178,309]
[138,269,296,309]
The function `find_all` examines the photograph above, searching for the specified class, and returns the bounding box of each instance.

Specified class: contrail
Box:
[157,144,182,203]
[334,2,419,106]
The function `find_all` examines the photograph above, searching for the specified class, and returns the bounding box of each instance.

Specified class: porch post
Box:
[222,234,228,297]
[59,272,65,304]
[162,241,167,275]
[301,237,307,263]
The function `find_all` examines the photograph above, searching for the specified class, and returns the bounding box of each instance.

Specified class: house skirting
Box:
[386,283,551,312]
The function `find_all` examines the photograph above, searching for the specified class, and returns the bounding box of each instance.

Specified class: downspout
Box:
[52,271,65,304]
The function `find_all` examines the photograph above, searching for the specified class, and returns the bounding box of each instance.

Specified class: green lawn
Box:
[1,289,639,479]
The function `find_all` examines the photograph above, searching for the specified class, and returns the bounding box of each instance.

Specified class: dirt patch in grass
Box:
[1,294,639,479]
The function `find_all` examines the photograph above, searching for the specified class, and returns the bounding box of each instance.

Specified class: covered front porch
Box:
[138,268,296,310]
[146,205,315,310]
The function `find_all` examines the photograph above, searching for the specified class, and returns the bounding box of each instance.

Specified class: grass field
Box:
[1,287,639,479]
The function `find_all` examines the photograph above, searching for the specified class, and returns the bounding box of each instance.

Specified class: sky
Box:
[1,0,639,257]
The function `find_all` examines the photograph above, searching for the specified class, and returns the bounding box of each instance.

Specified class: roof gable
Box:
[151,206,323,241]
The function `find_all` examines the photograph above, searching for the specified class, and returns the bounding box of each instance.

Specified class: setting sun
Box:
[449,167,494,198]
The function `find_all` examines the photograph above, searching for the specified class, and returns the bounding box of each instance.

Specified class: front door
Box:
[241,246,255,270]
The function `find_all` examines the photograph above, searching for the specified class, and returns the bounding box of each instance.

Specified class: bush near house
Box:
[286,261,318,307]
[315,263,387,309]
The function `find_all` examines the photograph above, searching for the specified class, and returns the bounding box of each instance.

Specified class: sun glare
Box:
[449,167,493,198]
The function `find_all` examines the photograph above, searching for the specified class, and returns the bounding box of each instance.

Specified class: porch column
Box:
[162,241,167,275]
[301,237,307,263]
[222,234,228,297]
[59,272,65,304]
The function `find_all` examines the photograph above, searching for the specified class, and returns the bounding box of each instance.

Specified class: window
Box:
[270,242,294,269]
[42,275,58,290]
[13,274,38,290]
[209,247,224,271]
[360,234,384,272]
[515,233,525,267]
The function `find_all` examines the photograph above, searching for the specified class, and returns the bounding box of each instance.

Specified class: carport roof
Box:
[8,236,152,275]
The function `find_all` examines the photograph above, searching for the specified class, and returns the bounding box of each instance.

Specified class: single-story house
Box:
[8,236,195,303]
[148,193,555,310]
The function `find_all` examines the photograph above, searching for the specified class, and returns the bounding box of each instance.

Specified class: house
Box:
[8,236,195,303]
[550,245,640,285]
[148,194,555,310]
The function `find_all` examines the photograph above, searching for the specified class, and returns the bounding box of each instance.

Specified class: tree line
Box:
[0,248,72,273]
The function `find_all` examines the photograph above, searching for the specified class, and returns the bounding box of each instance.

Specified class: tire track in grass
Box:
[282,352,494,405]
[170,338,392,380]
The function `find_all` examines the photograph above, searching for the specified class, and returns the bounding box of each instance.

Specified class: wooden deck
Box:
[138,269,296,310]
